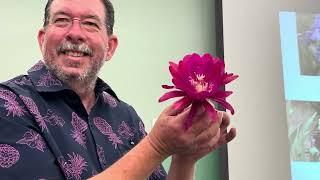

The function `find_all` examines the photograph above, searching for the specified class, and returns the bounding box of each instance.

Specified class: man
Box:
[0,0,236,179]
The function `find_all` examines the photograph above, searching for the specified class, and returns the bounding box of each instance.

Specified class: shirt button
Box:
[130,141,135,145]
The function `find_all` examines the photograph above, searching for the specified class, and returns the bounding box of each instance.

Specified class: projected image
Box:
[297,13,320,76]
[287,101,320,162]
[280,12,320,180]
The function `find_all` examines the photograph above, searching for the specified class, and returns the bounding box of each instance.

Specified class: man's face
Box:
[38,0,117,84]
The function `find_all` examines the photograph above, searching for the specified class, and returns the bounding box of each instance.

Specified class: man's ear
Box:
[105,35,118,61]
[38,28,46,54]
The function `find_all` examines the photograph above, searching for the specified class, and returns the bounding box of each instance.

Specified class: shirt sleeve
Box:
[0,87,64,180]
[127,105,167,180]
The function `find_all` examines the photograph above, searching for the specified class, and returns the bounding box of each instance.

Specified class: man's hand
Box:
[156,106,236,180]
[147,103,223,158]
[173,111,236,163]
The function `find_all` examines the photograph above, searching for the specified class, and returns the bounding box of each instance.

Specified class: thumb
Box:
[162,97,192,116]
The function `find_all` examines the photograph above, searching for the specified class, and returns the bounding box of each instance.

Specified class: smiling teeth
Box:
[65,51,85,57]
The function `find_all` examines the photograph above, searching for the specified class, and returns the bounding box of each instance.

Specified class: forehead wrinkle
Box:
[50,0,106,21]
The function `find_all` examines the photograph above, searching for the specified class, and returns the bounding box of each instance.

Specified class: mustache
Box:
[57,40,93,56]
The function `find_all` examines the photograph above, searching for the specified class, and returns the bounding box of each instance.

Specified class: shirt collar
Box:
[28,60,119,101]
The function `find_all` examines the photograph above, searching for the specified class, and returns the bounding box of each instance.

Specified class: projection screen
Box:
[223,0,320,180]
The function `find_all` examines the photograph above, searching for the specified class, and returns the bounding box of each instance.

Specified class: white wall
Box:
[223,0,320,180]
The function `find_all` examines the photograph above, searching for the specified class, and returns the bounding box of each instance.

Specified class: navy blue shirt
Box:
[0,60,166,180]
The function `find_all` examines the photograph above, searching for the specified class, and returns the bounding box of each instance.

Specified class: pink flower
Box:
[159,53,238,129]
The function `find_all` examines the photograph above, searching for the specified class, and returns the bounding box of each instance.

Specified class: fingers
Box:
[174,108,192,126]
[194,121,236,152]
[218,127,236,145]
[194,122,220,145]
[220,111,230,132]
[163,97,192,116]
[196,127,236,154]
[161,104,185,117]
[225,127,236,143]
[197,129,221,152]
[187,109,222,136]
[194,112,222,143]
[194,104,205,117]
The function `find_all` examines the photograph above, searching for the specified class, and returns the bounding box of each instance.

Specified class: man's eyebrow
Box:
[52,11,71,17]
[52,11,102,22]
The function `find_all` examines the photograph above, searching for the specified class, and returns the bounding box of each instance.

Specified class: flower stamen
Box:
[189,73,212,93]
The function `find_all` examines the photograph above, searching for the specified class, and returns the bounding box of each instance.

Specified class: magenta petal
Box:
[223,73,239,84]
[179,54,202,78]
[184,102,201,130]
[162,85,175,89]
[202,53,214,62]
[213,98,235,114]
[169,62,180,78]
[172,96,192,111]
[169,62,189,89]
[203,100,218,122]
[158,90,186,102]
[212,91,233,99]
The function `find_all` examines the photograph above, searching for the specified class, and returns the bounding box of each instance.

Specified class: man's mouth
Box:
[61,50,89,57]
[59,50,90,57]
[57,41,93,57]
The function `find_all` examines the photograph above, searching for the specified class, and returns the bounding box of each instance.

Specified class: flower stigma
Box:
[189,73,213,93]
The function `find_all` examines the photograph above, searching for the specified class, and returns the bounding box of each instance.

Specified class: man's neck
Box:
[68,81,96,114]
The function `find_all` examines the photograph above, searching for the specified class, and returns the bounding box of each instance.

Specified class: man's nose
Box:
[66,18,86,42]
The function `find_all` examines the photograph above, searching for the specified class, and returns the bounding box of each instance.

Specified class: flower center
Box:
[189,73,213,93]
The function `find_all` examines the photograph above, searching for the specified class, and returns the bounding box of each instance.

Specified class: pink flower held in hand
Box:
[159,53,238,129]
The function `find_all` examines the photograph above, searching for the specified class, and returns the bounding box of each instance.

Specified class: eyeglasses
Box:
[50,15,106,33]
